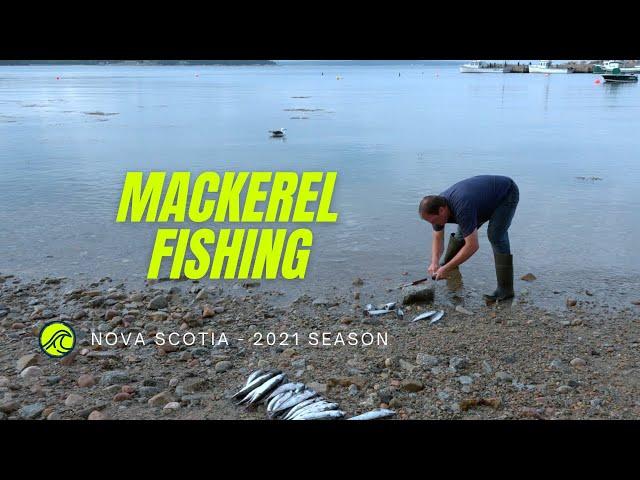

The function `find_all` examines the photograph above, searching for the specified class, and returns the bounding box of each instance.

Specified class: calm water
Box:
[1,64,639,309]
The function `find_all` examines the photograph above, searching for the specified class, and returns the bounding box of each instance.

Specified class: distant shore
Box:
[0,60,277,66]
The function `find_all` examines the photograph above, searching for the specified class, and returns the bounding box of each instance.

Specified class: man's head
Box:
[418,195,449,225]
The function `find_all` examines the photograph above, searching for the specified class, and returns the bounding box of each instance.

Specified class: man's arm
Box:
[428,229,445,276]
[435,229,479,278]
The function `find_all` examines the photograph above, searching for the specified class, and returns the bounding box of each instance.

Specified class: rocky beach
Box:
[0,272,639,421]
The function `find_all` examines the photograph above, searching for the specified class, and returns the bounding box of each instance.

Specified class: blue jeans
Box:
[453,181,519,254]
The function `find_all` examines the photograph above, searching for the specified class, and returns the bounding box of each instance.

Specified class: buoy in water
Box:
[56,76,60,80]
[594,78,601,84]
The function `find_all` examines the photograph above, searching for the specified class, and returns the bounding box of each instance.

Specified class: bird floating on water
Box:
[269,128,286,137]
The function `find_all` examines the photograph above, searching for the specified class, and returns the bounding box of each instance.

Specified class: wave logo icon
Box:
[39,321,76,358]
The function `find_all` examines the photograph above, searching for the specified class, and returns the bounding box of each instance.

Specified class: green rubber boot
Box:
[483,252,514,302]
[441,233,465,266]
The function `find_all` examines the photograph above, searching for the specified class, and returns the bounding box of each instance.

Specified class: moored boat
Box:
[529,60,569,74]
[602,70,638,83]
[459,60,507,73]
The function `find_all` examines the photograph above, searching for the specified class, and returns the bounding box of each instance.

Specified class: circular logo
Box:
[39,321,76,358]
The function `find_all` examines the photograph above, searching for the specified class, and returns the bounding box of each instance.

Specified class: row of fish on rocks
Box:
[232,369,396,420]
[363,301,445,324]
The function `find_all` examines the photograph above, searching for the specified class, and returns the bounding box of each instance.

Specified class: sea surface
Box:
[1,63,638,310]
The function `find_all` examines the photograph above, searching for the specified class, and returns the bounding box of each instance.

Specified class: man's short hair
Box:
[419,195,447,216]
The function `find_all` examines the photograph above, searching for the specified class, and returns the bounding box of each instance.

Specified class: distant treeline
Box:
[0,60,277,66]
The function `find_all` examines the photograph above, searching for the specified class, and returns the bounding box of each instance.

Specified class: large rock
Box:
[400,380,424,392]
[401,285,434,305]
[148,295,168,310]
[100,370,131,386]
[148,391,175,407]
[18,403,45,419]
[20,366,43,379]
[416,353,440,367]
[16,353,39,372]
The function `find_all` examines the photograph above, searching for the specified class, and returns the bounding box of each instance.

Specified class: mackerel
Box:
[266,382,305,403]
[232,370,280,400]
[347,409,396,420]
[272,389,318,414]
[411,310,437,323]
[288,402,339,420]
[281,397,323,420]
[238,373,286,406]
[429,310,445,325]
[293,410,345,420]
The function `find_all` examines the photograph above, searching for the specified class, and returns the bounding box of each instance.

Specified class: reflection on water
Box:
[0,64,639,310]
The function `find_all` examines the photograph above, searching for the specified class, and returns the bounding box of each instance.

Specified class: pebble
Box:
[400,380,424,392]
[455,305,473,316]
[148,295,168,310]
[389,398,402,408]
[202,305,216,318]
[20,366,43,379]
[113,392,132,402]
[495,371,513,383]
[521,273,537,282]
[148,391,175,407]
[449,356,468,371]
[312,297,329,306]
[307,382,328,394]
[416,353,439,367]
[399,359,416,372]
[215,360,232,373]
[557,385,572,394]
[16,353,39,372]
[100,370,131,386]
[566,298,577,308]
[77,374,96,387]
[18,403,45,419]
[401,285,434,305]
[88,410,108,420]
[163,401,180,410]
[458,376,473,385]
[0,400,20,414]
[481,360,493,374]
[65,393,84,407]
[570,358,586,368]
[348,384,359,396]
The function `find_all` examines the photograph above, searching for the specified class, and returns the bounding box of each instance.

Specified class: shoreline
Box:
[1,272,638,420]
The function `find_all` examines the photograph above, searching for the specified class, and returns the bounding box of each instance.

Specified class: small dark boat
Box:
[602,68,638,84]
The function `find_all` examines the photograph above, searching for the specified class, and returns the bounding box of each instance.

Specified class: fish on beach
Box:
[429,310,445,325]
[266,382,305,402]
[271,389,318,414]
[293,410,345,420]
[288,401,340,420]
[347,409,396,420]
[281,397,323,420]
[232,370,281,400]
[410,310,437,323]
[268,390,296,414]
[237,373,287,406]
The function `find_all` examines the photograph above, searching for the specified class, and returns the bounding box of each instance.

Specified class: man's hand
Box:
[434,265,450,280]
[427,262,439,278]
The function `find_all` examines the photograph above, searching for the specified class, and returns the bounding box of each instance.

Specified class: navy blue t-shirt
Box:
[433,175,514,237]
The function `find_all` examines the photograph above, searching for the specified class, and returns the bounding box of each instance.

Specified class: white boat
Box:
[593,60,640,74]
[529,60,569,74]
[599,60,640,74]
[459,60,506,73]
